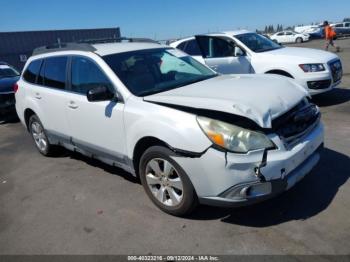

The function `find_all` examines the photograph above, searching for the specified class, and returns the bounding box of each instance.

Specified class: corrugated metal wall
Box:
[0,28,120,70]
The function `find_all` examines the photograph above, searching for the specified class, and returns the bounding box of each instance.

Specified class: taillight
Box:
[13,83,19,93]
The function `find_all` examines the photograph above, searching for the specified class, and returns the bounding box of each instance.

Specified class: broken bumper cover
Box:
[201,144,322,207]
[173,122,324,208]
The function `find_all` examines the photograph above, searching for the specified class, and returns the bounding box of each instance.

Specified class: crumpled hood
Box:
[264,47,338,63]
[144,74,308,128]
[0,76,19,93]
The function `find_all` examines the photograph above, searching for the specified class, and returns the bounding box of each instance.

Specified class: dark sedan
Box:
[0,62,20,118]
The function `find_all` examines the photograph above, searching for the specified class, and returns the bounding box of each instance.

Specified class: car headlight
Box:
[197,116,275,153]
[299,64,325,73]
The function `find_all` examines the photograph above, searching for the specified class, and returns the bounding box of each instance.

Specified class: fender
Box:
[124,98,212,160]
[23,96,46,130]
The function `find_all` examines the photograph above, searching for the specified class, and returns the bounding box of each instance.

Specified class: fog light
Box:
[307,80,331,90]
[220,182,272,200]
[248,183,272,197]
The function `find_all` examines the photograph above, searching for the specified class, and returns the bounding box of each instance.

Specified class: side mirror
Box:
[234,46,244,57]
[87,85,115,102]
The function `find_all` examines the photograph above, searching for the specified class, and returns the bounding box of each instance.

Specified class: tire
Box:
[296,37,303,43]
[28,115,54,156]
[139,146,198,216]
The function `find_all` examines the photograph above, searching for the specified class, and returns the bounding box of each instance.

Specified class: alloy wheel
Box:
[145,158,184,207]
[31,121,48,152]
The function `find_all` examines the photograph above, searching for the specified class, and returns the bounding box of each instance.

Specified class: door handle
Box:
[34,93,42,99]
[68,101,79,109]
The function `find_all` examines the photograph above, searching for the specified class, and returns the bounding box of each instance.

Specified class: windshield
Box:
[235,33,283,53]
[103,48,217,96]
[0,64,20,78]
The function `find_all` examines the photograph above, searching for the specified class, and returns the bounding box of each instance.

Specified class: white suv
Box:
[170,30,342,95]
[15,41,324,216]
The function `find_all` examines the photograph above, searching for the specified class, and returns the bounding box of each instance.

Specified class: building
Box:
[0,27,120,70]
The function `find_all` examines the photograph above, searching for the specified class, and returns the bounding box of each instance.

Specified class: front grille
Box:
[329,60,343,83]
[0,93,15,104]
[272,100,320,145]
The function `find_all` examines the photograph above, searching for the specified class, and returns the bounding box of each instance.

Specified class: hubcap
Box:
[31,121,47,152]
[145,158,184,207]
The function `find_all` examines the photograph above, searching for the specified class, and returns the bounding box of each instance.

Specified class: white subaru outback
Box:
[170,30,343,96]
[15,41,324,216]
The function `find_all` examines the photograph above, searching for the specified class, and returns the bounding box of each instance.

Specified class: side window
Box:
[40,57,68,89]
[23,59,42,84]
[345,23,350,27]
[197,37,235,58]
[176,41,187,51]
[277,32,284,36]
[184,40,202,56]
[285,32,293,35]
[71,57,113,95]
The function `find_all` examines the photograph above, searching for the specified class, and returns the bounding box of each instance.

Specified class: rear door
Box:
[65,56,127,166]
[26,56,71,140]
[275,32,285,43]
[195,35,252,74]
[285,31,294,43]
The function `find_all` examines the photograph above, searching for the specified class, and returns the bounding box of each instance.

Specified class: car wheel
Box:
[139,146,198,216]
[29,115,53,156]
[296,37,303,43]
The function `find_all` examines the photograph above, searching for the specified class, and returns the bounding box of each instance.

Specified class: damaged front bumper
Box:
[172,122,324,207]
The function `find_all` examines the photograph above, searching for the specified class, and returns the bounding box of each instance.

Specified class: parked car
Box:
[295,25,324,39]
[0,62,20,118]
[16,41,324,216]
[270,31,310,44]
[332,22,350,37]
[170,30,342,96]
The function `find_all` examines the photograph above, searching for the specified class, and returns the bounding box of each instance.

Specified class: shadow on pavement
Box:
[312,87,350,107]
[188,147,349,227]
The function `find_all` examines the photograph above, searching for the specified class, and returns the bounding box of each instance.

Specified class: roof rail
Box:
[33,43,97,56]
[32,37,159,56]
[77,37,159,44]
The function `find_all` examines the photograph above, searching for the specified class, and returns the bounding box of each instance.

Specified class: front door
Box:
[195,35,252,74]
[65,56,127,167]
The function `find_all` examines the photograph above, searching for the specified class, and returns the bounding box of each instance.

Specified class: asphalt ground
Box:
[0,39,349,255]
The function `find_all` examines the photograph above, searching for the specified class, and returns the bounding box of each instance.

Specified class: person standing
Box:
[324,21,340,52]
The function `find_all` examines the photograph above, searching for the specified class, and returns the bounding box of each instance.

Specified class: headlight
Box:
[197,116,275,153]
[299,64,325,73]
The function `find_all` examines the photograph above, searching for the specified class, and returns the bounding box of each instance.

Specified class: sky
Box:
[1,0,349,39]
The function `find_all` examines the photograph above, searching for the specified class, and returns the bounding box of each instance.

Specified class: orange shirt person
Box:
[324,21,340,52]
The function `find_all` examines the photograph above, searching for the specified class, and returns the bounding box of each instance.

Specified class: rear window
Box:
[23,60,42,83]
[39,57,68,89]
